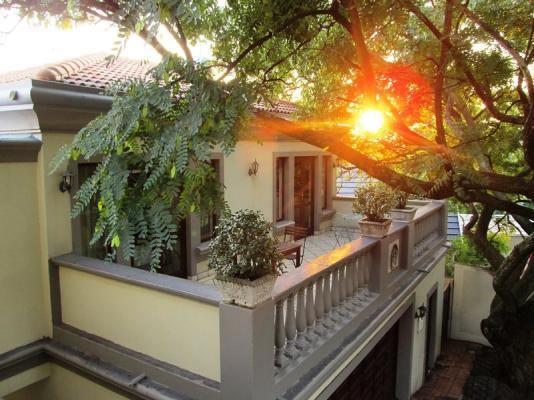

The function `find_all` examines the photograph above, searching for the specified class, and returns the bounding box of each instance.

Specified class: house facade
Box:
[0,56,448,400]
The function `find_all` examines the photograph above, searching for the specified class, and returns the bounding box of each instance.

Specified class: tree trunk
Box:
[481,299,534,393]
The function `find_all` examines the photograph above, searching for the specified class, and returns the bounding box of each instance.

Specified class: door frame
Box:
[294,155,316,235]
[424,284,440,381]
[272,151,334,234]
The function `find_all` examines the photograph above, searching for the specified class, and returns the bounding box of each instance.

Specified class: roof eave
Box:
[0,79,112,135]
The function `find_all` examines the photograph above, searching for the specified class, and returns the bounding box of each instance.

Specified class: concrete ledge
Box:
[51,253,222,306]
[0,340,50,382]
[54,324,220,399]
[0,335,219,400]
[0,137,42,162]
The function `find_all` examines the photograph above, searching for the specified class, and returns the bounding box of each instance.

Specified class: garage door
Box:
[329,321,399,400]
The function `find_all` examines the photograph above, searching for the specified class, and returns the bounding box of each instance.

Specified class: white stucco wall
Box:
[410,257,445,393]
[223,139,326,220]
[59,266,221,381]
[0,162,47,354]
[0,365,51,398]
[451,264,493,346]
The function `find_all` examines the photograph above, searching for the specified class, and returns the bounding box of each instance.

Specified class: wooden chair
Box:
[283,225,308,267]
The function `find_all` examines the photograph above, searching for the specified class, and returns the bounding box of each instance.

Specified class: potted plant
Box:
[208,209,284,308]
[352,182,396,238]
[389,188,417,222]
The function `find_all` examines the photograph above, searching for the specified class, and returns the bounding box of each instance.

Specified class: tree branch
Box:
[217,8,334,80]
[453,0,534,102]
[163,21,193,62]
[401,0,525,125]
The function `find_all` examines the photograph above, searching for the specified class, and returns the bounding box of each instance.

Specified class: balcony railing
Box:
[49,200,447,400]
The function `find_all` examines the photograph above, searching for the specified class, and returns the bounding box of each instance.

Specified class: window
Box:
[321,156,330,210]
[200,159,221,242]
[275,157,287,221]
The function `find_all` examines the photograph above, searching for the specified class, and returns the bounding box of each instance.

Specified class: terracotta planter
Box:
[358,217,392,238]
[214,274,277,308]
[389,207,417,222]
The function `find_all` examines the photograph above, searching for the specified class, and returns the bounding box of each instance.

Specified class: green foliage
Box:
[445,234,510,276]
[12,0,532,275]
[391,188,409,209]
[51,57,252,269]
[208,210,284,280]
[352,182,396,221]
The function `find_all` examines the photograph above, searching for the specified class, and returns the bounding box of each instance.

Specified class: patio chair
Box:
[283,225,308,267]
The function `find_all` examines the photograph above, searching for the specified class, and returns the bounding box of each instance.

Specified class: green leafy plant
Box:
[50,57,252,270]
[445,234,510,276]
[208,210,284,280]
[392,188,409,209]
[352,182,396,222]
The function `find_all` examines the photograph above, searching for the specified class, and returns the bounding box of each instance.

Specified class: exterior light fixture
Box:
[248,159,259,176]
[59,171,73,193]
[415,304,427,320]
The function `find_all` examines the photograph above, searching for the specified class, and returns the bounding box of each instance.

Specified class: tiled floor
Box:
[282,229,360,270]
[412,340,482,400]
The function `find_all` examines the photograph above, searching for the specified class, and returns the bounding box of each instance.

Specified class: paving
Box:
[282,228,360,270]
[412,340,482,400]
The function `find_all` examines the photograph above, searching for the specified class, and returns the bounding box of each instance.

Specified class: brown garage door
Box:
[329,322,399,400]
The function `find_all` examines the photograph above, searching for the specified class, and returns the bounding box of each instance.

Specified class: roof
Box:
[0,54,297,115]
[447,213,461,239]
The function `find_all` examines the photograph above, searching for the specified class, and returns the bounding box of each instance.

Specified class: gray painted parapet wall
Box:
[48,254,222,400]
[218,201,446,400]
[51,253,222,305]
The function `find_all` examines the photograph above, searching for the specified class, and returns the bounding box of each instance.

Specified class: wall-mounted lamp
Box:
[415,305,427,320]
[248,159,259,176]
[59,171,73,193]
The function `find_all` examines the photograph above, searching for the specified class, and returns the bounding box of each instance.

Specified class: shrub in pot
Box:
[389,189,417,222]
[208,209,284,308]
[352,183,396,238]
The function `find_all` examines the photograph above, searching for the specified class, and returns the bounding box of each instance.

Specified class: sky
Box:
[0,9,212,74]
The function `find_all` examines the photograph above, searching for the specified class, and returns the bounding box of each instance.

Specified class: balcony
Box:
[48,200,448,400]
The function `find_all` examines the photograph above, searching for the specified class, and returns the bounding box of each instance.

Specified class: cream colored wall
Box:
[223,140,325,221]
[0,162,47,354]
[59,266,221,381]
[0,364,50,398]
[36,133,75,336]
[451,264,493,346]
[4,364,127,400]
[410,257,445,393]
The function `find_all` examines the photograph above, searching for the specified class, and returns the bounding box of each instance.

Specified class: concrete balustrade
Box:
[272,243,377,371]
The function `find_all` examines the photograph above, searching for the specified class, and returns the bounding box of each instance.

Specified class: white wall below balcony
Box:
[451,264,493,346]
[59,266,221,381]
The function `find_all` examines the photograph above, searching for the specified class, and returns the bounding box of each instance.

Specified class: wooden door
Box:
[294,156,315,234]
[329,322,399,400]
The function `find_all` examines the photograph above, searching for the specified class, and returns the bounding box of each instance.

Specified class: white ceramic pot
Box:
[389,207,417,222]
[358,218,392,238]
[214,274,277,308]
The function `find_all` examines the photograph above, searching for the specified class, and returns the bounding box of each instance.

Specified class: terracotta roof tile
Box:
[0,54,296,115]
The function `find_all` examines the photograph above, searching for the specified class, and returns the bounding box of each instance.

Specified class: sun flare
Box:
[357,109,385,133]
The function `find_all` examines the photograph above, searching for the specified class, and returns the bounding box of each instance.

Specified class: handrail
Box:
[272,236,378,301]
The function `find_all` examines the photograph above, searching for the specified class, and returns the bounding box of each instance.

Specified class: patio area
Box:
[283,228,361,270]
[198,227,361,284]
